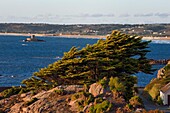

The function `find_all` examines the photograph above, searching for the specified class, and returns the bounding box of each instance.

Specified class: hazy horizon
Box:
[0,0,170,24]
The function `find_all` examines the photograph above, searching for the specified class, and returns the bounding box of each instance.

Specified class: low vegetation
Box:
[90,100,112,113]
[1,86,30,98]
[54,89,66,95]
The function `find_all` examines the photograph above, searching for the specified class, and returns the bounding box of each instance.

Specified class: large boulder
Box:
[157,68,165,78]
[168,61,170,65]
[89,83,109,97]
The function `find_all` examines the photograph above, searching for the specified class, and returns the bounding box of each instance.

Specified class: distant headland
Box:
[0,23,170,40]
[0,23,170,38]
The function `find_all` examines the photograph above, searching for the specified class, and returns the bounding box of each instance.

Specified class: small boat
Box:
[23,35,45,42]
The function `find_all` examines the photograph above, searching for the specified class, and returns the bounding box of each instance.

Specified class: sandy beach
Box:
[142,37,170,40]
[0,32,170,40]
[0,32,106,39]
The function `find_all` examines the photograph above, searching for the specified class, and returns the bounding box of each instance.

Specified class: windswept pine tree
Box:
[22,31,153,89]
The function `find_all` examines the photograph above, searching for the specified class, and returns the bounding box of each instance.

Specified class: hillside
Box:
[0,23,170,37]
[144,61,170,104]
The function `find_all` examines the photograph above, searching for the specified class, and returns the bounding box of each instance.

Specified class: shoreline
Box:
[0,32,106,39]
[1,32,170,40]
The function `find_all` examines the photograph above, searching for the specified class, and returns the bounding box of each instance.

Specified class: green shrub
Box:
[90,100,112,113]
[71,92,83,101]
[71,92,94,111]
[83,83,89,92]
[87,94,94,105]
[54,89,65,95]
[164,64,170,77]
[134,87,138,94]
[164,64,170,71]
[109,77,126,92]
[122,76,137,100]
[18,88,30,94]
[144,79,159,91]
[2,87,23,98]
[94,97,104,104]
[157,96,163,105]
[71,92,94,101]
[77,100,84,109]
[129,96,143,108]
[126,103,133,109]
[98,77,108,88]
[148,84,161,100]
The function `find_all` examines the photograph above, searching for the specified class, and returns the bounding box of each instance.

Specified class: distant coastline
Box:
[1,32,170,40]
[0,32,106,39]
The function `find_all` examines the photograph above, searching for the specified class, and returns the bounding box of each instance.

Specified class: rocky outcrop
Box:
[0,83,143,113]
[89,83,109,97]
[157,68,165,78]
[157,61,170,78]
[0,85,83,113]
[149,59,170,65]
[23,35,45,42]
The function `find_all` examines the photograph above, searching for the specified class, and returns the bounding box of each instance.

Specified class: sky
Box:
[0,0,170,24]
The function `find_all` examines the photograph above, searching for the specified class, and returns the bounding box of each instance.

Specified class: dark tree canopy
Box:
[22,31,153,88]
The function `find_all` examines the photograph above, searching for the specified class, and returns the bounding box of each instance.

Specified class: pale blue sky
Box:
[0,0,170,24]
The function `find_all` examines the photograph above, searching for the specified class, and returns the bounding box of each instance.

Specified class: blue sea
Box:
[0,35,170,87]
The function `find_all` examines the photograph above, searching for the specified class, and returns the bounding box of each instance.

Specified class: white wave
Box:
[32,57,52,59]
[11,75,15,78]
[151,40,170,44]
[22,44,28,46]
[55,56,62,60]
[32,56,61,60]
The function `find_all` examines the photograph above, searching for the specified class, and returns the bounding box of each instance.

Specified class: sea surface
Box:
[0,35,170,87]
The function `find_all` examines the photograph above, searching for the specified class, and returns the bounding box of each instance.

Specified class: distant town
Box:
[0,23,170,37]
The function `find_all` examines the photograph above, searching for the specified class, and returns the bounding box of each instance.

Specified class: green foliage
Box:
[109,77,126,92]
[71,92,94,111]
[126,103,133,110]
[129,96,143,108]
[98,77,108,88]
[86,94,94,105]
[54,89,65,95]
[83,83,89,92]
[122,76,137,100]
[71,92,94,103]
[148,84,162,100]
[89,100,112,113]
[164,64,170,71]
[22,31,152,90]
[157,96,163,105]
[94,97,104,104]
[164,64,170,77]
[71,92,83,101]
[1,87,29,98]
